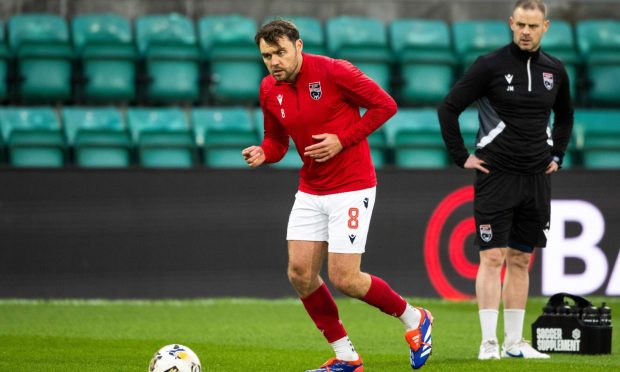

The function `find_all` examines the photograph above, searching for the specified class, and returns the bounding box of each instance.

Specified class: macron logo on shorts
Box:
[349,234,356,243]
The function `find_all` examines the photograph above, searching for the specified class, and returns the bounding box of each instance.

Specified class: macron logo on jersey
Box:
[504,74,514,84]
[277,94,283,105]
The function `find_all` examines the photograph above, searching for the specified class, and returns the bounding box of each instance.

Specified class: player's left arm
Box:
[331,59,397,149]
[549,65,574,172]
[304,59,397,162]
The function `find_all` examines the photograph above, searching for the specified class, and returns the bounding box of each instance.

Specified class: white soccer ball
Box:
[148,344,202,372]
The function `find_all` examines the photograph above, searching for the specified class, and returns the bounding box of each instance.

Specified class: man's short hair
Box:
[513,0,548,18]
[254,19,300,46]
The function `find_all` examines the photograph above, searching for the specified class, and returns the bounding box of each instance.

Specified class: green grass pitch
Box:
[0,297,617,371]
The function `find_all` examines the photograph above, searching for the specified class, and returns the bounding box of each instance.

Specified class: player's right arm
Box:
[437,57,491,168]
[256,79,289,164]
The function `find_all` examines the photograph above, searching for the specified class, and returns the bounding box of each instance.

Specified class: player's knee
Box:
[287,264,314,290]
[507,252,530,271]
[480,249,505,269]
[329,272,360,297]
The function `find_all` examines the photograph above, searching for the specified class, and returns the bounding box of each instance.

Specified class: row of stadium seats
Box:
[1,14,620,106]
[0,106,618,169]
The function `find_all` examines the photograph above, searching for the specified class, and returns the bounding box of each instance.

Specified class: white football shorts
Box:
[286,187,376,254]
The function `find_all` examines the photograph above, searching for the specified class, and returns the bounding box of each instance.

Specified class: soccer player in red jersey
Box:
[242,20,433,371]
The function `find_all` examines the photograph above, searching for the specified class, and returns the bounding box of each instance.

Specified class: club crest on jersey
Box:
[543,72,554,91]
[480,224,493,243]
[309,82,322,100]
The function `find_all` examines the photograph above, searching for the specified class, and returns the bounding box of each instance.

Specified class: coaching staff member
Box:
[243,20,433,371]
[438,0,573,361]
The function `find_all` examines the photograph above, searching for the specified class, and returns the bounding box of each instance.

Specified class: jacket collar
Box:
[509,41,541,62]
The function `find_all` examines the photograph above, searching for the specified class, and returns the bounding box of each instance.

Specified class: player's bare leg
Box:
[289,241,362,371]
[288,240,327,297]
[476,247,505,359]
[501,249,549,358]
[327,252,432,369]
[327,253,370,298]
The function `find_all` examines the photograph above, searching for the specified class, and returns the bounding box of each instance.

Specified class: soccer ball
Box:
[148,344,202,372]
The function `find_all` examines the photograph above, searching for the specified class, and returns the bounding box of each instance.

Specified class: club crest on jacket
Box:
[309,82,322,100]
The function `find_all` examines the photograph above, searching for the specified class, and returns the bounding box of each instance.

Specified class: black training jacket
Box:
[437,42,574,174]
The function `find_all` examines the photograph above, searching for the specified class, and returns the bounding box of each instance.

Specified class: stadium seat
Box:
[263,16,326,55]
[254,108,303,169]
[541,20,580,97]
[199,15,262,104]
[390,19,456,105]
[8,14,74,103]
[576,20,620,106]
[326,16,393,92]
[62,107,131,167]
[452,20,511,71]
[72,14,137,103]
[384,108,448,168]
[0,21,9,102]
[0,107,65,167]
[127,108,195,168]
[573,109,620,169]
[136,14,200,103]
[192,107,258,168]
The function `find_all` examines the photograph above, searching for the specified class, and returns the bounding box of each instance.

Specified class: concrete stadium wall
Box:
[1,0,620,22]
[0,168,618,299]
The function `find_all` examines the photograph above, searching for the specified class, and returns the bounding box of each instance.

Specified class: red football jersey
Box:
[259,53,397,195]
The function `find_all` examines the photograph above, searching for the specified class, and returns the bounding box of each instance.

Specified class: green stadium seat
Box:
[326,16,393,92]
[72,14,137,103]
[541,20,580,97]
[573,109,620,169]
[199,15,261,104]
[384,108,448,168]
[576,20,620,106]
[136,14,200,103]
[452,20,511,71]
[289,16,325,55]
[255,108,303,169]
[62,107,131,167]
[127,108,195,168]
[8,14,74,103]
[0,107,65,167]
[390,19,456,105]
[263,16,326,55]
[192,107,258,168]
[0,20,8,102]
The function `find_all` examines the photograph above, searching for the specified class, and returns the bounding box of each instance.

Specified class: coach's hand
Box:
[304,133,343,163]
[545,160,559,174]
[464,154,489,174]
[242,145,266,168]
